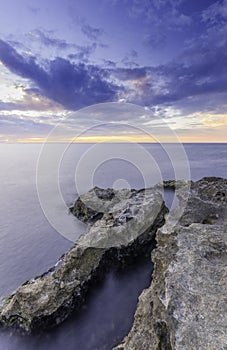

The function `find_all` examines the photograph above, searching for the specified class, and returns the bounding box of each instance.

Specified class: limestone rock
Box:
[115,224,227,350]
[178,177,227,226]
[70,187,134,224]
[78,188,167,249]
[0,246,105,332]
[0,187,167,332]
[114,177,227,350]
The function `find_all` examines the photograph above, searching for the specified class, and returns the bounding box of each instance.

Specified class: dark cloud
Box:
[1,8,226,117]
[103,59,116,68]
[81,23,104,41]
[98,42,109,49]
[121,59,139,68]
[121,50,139,68]
[113,37,227,111]
[28,30,97,62]
[28,30,76,50]
[68,43,97,62]
[31,30,71,49]
[129,49,138,59]
[0,40,120,110]
[114,67,147,81]
[158,38,227,102]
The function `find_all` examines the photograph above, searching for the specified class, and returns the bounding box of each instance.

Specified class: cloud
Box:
[113,67,147,81]
[1,10,227,121]
[28,29,73,50]
[103,59,116,68]
[0,40,120,110]
[202,0,227,26]
[202,114,227,127]
[110,0,191,30]
[0,101,16,111]
[81,22,104,41]
[108,0,191,55]
[144,32,166,49]
[27,30,98,62]
[68,43,97,62]
[0,90,63,112]
[121,50,139,68]
[114,33,227,111]
[0,114,52,137]
[28,6,40,15]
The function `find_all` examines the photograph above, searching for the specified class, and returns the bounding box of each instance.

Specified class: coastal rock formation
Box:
[114,177,227,350]
[1,176,226,349]
[172,177,226,226]
[115,223,227,350]
[69,187,124,224]
[0,188,167,332]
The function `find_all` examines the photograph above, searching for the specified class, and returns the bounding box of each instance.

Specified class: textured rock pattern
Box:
[115,224,227,350]
[70,187,134,224]
[115,177,227,350]
[0,246,105,332]
[0,187,167,332]
[78,188,166,249]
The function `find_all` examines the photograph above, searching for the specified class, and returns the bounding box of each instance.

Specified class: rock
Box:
[78,188,167,249]
[70,186,135,224]
[114,177,227,350]
[178,177,227,226]
[0,246,105,332]
[155,179,192,205]
[115,224,227,350]
[0,187,167,332]
[155,179,192,190]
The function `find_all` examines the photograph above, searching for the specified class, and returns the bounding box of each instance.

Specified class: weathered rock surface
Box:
[1,176,226,348]
[0,187,167,332]
[70,187,134,224]
[178,177,227,226]
[78,188,167,249]
[115,177,227,350]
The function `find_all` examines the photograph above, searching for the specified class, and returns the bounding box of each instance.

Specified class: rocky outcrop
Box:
[114,177,227,350]
[0,187,167,332]
[69,187,122,224]
[1,177,226,349]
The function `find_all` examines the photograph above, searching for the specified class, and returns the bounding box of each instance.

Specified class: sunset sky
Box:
[0,0,227,143]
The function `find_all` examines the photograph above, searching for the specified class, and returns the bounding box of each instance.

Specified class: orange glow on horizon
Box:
[2,132,226,144]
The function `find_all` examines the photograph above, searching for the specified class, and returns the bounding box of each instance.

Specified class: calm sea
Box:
[0,143,226,350]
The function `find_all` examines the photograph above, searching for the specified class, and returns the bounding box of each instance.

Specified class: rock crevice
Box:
[114,177,227,350]
[1,177,226,350]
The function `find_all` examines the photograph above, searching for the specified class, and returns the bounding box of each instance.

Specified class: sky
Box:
[0,0,227,143]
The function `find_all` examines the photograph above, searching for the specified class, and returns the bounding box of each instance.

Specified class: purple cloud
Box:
[0,40,120,110]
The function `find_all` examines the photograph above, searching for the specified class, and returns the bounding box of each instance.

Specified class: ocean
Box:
[0,143,226,350]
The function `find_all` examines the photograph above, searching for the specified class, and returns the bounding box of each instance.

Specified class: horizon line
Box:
[1,141,227,144]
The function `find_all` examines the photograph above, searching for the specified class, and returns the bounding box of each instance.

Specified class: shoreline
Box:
[0,177,226,350]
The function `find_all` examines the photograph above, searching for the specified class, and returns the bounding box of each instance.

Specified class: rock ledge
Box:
[0,187,167,332]
[114,177,227,350]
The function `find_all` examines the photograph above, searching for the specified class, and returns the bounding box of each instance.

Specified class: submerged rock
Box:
[114,177,227,350]
[0,187,167,332]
